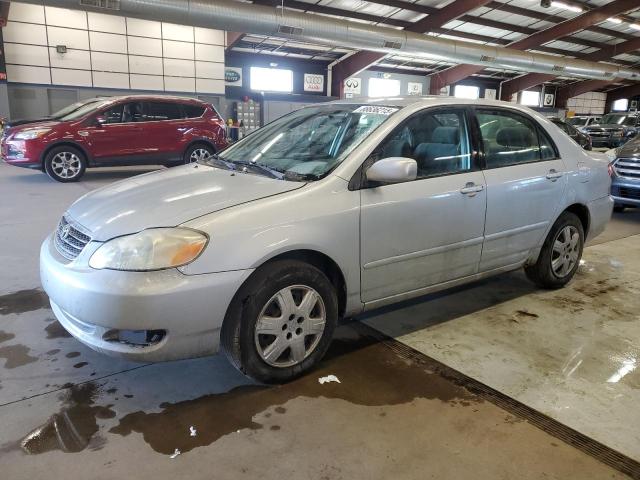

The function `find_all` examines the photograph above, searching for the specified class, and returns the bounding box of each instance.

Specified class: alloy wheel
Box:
[551,225,580,278]
[188,148,212,163]
[50,152,81,179]
[254,285,327,368]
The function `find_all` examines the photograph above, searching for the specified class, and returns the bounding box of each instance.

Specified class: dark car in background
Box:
[583,112,640,148]
[549,117,592,150]
[4,98,104,130]
[609,135,640,212]
[2,95,228,182]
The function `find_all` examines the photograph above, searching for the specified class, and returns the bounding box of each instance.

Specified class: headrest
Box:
[496,127,534,148]
[431,126,459,144]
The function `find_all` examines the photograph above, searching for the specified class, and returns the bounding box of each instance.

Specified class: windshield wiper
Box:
[226,159,285,179]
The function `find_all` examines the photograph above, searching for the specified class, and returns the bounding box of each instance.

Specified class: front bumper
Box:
[611,178,640,207]
[40,234,253,362]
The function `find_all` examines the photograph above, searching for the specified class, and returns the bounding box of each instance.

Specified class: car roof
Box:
[93,94,205,104]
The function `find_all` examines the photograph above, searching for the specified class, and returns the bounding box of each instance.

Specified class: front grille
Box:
[619,187,640,200]
[614,157,640,179]
[54,216,91,260]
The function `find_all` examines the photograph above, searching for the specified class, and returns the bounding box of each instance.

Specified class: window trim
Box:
[350,105,481,190]
[471,106,560,171]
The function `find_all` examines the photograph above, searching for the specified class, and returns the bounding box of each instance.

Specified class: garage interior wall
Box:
[3,2,226,118]
[566,91,607,115]
[345,69,430,98]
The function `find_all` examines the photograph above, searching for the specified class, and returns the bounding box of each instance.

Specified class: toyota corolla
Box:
[40,97,613,383]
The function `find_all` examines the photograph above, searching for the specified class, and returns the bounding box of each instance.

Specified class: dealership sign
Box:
[343,77,361,95]
[225,67,242,86]
[304,73,324,92]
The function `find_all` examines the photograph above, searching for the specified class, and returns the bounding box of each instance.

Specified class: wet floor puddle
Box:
[0,289,50,316]
[14,325,480,456]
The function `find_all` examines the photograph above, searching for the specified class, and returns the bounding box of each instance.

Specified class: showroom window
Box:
[250,67,294,93]
[368,78,401,97]
[476,109,556,167]
[520,90,541,107]
[612,98,629,111]
[374,109,472,180]
[454,85,480,99]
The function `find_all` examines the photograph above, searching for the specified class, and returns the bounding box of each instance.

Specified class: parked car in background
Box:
[567,115,601,131]
[2,95,228,182]
[549,117,592,150]
[582,112,640,148]
[607,134,640,212]
[40,97,613,383]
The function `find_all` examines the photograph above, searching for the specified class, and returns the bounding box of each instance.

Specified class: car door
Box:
[138,101,186,162]
[84,101,147,163]
[474,107,566,272]
[360,107,487,303]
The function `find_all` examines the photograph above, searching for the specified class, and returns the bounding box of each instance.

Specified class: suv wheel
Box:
[184,144,215,164]
[221,260,338,383]
[44,146,87,182]
[525,211,584,289]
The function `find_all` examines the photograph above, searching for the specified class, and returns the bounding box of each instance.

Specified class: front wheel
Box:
[221,260,338,383]
[525,211,584,289]
[44,146,87,182]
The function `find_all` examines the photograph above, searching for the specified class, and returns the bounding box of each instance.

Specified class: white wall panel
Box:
[45,6,87,29]
[196,78,225,94]
[128,36,162,57]
[130,74,164,91]
[164,76,195,93]
[49,48,91,70]
[51,68,92,87]
[162,23,193,42]
[194,27,225,46]
[195,61,224,79]
[91,52,129,73]
[92,71,129,89]
[129,55,163,75]
[3,22,47,45]
[163,58,195,77]
[8,2,45,24]
[89,31,127,54]
[127,18,161,38]
[163,40,194,60]
[194,43,224,63]
[88,12,126,34]
[6,65,51,84]
[5,43,49,67]
[47,26,89,50]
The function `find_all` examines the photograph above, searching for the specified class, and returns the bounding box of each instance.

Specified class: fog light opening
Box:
[102,329,166,347]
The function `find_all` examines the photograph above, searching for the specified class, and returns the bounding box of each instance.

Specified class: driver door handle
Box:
[460,182,485,196]
[546,169,564,181]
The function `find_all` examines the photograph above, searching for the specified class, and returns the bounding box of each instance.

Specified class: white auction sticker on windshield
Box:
[354,106,398,115]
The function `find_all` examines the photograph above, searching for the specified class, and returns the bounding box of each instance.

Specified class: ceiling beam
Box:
[408,0,493,33]
[429,0,640,94]
[226,31,244,50]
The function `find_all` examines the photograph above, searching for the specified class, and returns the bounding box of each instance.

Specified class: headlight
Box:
[89,228,208,271]
[14,128,51,140]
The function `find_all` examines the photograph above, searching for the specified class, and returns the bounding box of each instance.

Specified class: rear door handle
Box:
[546,169,564,181]
[460,182,485,196]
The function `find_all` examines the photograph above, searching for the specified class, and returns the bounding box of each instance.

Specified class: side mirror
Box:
[94,115,107,126]
[366,157,417,184]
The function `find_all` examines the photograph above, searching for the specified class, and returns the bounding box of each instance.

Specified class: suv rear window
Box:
[183,104,206,118]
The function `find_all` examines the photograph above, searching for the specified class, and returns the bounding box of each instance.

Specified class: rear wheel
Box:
[221,260,338,383]
[184,143,215,164]
[525,211,584,289]
[44,146,87,182]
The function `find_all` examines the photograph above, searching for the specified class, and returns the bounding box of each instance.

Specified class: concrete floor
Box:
[1,163,639,479]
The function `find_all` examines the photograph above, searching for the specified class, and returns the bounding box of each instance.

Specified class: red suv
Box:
[2,95,228,182]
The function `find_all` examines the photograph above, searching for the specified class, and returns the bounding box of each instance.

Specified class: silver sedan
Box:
[40,97,613,383]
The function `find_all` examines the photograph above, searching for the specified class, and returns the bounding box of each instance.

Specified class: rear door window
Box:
[183,104,206,118]
[143,102,182,121]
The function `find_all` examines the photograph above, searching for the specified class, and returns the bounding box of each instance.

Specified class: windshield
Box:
[600,114,636,126]
[567,117,587,126]
[215,104,398,180]
[51,99,102,119]
[58,100,110,121]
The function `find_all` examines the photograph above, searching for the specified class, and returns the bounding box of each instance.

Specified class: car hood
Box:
[66,165,305,241]
[5,117,54,128]
[586,124,626,130]
[616,138,640,158]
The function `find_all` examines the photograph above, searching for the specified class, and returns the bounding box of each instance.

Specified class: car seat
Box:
[413,126,461,176]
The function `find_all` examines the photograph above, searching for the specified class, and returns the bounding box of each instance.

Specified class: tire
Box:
[221,259,338,384]
[184,143,215,164]
[525,211,584,289]
[614,205,626,213]
[44,146,87,182]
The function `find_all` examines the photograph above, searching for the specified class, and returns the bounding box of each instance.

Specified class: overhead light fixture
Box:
[630,24,640,30]
[269,62,278,67]
[550,1,583,13]
[607,17,623,24]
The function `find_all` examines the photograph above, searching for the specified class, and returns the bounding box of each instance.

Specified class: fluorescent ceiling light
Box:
[550,1,583,13]
[607,17,623,24]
